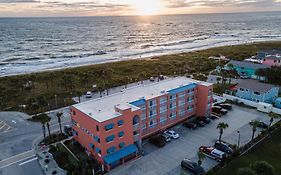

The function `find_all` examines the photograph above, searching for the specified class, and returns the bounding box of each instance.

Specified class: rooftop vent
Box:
[89,113,92,115]
[160,90,166,94]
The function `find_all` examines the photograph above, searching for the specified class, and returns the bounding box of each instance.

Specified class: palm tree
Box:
[197,151,205,166]
[124,76,130,89]
[217,122,229,142]
[41,121,46,141]
[237,168,256,175]
[216,77,222,85]
[139,72,147,84]
[251,160,275,175]
[251,120,260,142]
[56,112,63,135]
[46,122,52,141]
[267,112,280,131]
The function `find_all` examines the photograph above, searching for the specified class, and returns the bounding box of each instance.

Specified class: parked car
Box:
[183,121,197,129]
[212,106,227,115]
[150,77,155,82]
[193,119,206,127]
[199,146,226,162]
[86,91,92,98]
[198,116,211,124]
[249,120,268,129]
[161,133,171,143]
[181,158,205,175]
[214,141,233,155]
[159,75,165,80]
[209,114,220,120]
[164,130,179,139]
[219,103,232,110]
[64,125,73,136]
[149,135,166,147]
[240,75,249,79]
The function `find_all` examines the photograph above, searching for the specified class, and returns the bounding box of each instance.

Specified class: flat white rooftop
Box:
[73,77,212,122]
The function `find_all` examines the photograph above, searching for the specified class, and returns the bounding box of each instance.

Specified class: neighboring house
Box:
[235,79,279,104]
[257,50,281,59]
[225,60,270,80]
[274,98,281,109]
[70,77,213,171]
[260,55,281,66]
[257,50,281,66]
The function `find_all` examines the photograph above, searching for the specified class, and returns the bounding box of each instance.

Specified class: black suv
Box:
[149,135,166,148]
[183,121,197,129]
[214,141,233,155]
[181,159,205,175]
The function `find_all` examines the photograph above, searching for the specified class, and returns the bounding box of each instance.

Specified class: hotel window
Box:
[96,125,99,132]
[106,135,115,142]
[254,91,261,95]
[105,123,114,131]
[240,88,244,91]
[119,142,125,148]
[95,147,101,154]
[160,105,167,113]
[73,110,76,115]
[160,97,167,104]
[89,143,95,149]
[118,120,124,126]
[94,136,100,143]
[118,131,124,138]
[106,146,116,154]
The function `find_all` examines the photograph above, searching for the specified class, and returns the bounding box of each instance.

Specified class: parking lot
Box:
[109,105,270,175]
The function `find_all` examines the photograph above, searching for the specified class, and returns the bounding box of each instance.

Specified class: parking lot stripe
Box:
[0,123,6,130]
[18,157,37,166]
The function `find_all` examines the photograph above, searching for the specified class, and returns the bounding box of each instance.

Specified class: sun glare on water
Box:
[133,0,164,16]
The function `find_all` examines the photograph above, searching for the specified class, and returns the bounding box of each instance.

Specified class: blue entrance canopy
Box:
[103,144,138,165]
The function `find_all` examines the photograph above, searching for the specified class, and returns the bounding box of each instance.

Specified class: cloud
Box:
[164,0,281,8]
[0,0,39,3]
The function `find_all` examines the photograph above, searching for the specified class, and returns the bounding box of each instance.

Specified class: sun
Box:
[133,0,164,16]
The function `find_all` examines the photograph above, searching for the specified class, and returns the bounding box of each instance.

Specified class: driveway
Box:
[109,105,270,175]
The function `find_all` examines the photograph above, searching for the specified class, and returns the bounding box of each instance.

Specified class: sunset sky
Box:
[0,0,281,17]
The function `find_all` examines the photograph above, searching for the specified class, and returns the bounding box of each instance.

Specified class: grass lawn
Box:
[216,128,281,175]
[1,41,281,114]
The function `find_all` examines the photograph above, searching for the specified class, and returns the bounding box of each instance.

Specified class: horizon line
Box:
[0,10,280,19]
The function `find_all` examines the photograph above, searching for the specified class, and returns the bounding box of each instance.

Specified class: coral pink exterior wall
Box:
[141,88,197,138]
[71,106,141,165]
[196,84,213,117]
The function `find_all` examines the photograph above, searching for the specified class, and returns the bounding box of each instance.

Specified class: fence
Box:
[223,94,281,115]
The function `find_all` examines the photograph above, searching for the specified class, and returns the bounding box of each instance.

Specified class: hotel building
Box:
[70,77,213,171]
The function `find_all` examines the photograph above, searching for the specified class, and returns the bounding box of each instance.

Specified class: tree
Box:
[56,112,63,135]
[256,68,266,81]
[237,167,257,175]
[217,122,229,142]
[267,112,280,131]
[216,77,222,85]
[37,95,48,112]
[251,120,260,142]
[124,76,130,89]
[46,122,52,141]
[251,161,275,175]
[41,121,46,141]
[197,151,205,166]
[139,72,147,84]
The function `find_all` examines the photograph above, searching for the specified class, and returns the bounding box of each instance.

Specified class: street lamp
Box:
[237,130,241,149]
[54,94,58,108]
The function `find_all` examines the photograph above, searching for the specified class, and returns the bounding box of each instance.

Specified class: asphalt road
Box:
[0,112,71,175]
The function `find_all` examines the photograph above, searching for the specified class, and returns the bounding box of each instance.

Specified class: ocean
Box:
[0,12,281,77]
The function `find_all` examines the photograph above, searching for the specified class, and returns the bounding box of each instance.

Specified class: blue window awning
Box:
[129,99,146,107]
[167,83,197,95]
[103,144,138,165]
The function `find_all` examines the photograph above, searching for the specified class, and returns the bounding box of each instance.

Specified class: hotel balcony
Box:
[133,133,140,141]
[133,123,140,130]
